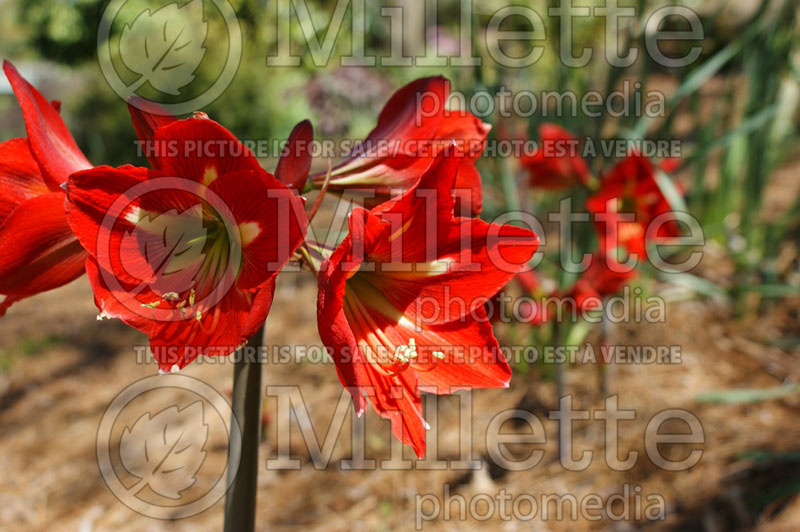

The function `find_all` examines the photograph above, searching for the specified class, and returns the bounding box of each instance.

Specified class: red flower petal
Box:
[0,192,86,313]
[452,163,482,216]
[311,78,491,216]
[433,112,490,215]
[3,61,91,189]
[521,123,590,189]
[274,120,313,192]
[65,165,151,287]
[207,168,307,290]
[85,257,274,370]
[568,253,638,306]
[67,165,300,310]
[151,117,263,184]
[311,77,485,202]
[588,153,682,256]
[414,309,511,392]
[0,138,48,222]
[659,157,680,174]
[149,282,275,370]
[363,76,449,149]
[127,97,177,169]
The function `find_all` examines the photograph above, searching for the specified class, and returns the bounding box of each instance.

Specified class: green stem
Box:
[224,324,265,532]
[600,312,614,398]
[553,320,566,463]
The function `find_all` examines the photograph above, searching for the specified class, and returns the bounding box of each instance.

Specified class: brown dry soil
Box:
[0,262,799,532]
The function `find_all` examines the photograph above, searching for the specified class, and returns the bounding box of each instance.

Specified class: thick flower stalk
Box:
[64,116,307,371]
[0,61,92,315]
[316,151,539,457]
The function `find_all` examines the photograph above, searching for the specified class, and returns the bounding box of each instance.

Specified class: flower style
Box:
[521,124,591,189]
[65,116,307,371]
[0,61,92,316]
[310,76,490,215]
[316,151,539,457]
[587,153,682,258]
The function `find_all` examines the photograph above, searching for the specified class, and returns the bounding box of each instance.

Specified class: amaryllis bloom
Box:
[65,116,307,371]
[488,270,551,325]
[128,98,314,193]
[316,152,538,457]
[567,253,638,315]
[514,270,551,325]
[0,61,92,315]
[587,153,682,257]
[515,269,540,294]
[310,77,490,215]
[521,124,591,189]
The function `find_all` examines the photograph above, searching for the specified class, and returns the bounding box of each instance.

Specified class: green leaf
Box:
[629,20,763,139]
[696,384,800,404]
[686,104,779,164]
[736,284,800,298]
[657,271,728,299]
[654,168,688,213]
[565,319,595,346]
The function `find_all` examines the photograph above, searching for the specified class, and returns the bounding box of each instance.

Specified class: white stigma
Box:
[392,338,419,363]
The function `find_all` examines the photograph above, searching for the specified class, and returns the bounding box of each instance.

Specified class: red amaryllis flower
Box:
[489,270,551,325]
[128,98,314,194]
[309,77,490,215]
[127,96,177,169]
[514,270,552,325]
[65,116,307,371]
[316,152,538,457]
[495,292,551,326]
[515,269,540,294]
[587,153,682,257]
[567,253,638,315]
[0,61,92,315]
[521,124,590,189]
